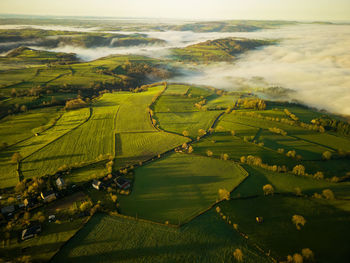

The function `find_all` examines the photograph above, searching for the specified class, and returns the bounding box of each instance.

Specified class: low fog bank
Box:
[171,24,350,116]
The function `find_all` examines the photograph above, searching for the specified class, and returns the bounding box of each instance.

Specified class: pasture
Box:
[51,211,271,263]
[219,196,350,262]
[118,152,247,224]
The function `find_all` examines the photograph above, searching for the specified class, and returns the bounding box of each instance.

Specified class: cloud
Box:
[171,24,350,116]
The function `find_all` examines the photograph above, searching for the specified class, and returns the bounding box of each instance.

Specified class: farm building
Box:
[41,190,57,203]
[92,180,103,190]
[21,225,42,241]
[56,177,65,189]
[115,177,131,190]
[1,205,15,216]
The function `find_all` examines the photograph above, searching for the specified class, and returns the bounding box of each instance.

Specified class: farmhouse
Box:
[41,190,57,203]
[92,180,103,190]
[21,225,42,241]
[1,205,15,216]
[115,177,131,190]
[56,177,65,189]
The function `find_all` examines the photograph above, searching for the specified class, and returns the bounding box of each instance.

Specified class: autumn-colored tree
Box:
[292,215,306,230]
[322,189,335,200]
[263,184,274,196]
[198,129,206,137]
[292,165,305,176]
[301,248,314,261]
[218,188,230,201]
[182,130,189,137]
[188,146,194,153]
[322,151,332,160]
[292,253,303,263]
[233,249,243,262]
[206,150,213,157]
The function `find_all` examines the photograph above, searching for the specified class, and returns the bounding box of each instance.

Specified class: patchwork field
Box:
[51,212,271,263]
[219,196,350,263]
[118,152,247,224]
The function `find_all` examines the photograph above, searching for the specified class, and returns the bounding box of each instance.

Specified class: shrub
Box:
[206,150,213,157]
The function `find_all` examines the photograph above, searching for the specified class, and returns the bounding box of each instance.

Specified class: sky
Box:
[0,0,350,21]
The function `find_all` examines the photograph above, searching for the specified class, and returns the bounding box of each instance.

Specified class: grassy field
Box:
[0,106,61,147]
[232,165,350,198]
[163,84,191,96]
[0,107,90,188]
[51,211,271,263]
[219,196,350,262]
[118,152,247,224]
[21,95,119,178]
[155,111,222,138]
[193,132,297,167]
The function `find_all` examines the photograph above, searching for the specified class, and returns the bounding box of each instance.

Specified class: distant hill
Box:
[171,37,274,62]
[0,29,166,52]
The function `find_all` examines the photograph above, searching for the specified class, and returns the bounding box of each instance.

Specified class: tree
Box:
[301,248,314,261]
[292,215,306,230]
[20,105,27,112]
[292,253,303,263]
[263,184,274,196]
[322,151,332,160]
[233,248,243,262]
[11,152,22,164]
[230,130,236,136]
[198,129,206,137]
[182,130,189,137]
[292,165,305,176]
[313,171,324,180]
[322,189,335,200]
[80,201,92,212]
[206,150,213,157]
[221,153,229,160]
[218,188,230,201]
[188,146,194,153]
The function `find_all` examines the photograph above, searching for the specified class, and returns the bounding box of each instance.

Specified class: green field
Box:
[0,106,61,147]
[119,152,247,224]
[0,107,90,188]
[21,95,119,178]
[51,212,271,263]
[219,196,350,262]
[232,165,350,198]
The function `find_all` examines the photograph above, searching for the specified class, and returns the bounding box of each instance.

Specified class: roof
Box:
[92,180,102,186]
[22,225,41,239]
[41,190,56,199]
[56,177,65,186]
[1,205,15,214]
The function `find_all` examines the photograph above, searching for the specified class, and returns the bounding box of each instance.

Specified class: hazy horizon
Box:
[0,0,350,21]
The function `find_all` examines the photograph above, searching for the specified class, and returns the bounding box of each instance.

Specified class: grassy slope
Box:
[154,85,222,138]
[21,94,121,178]
[0,107,90,188]
[119,152,247,224]
[114,86,189,168]
[0,106,61,147]
[219,196,350,263]
[171,38,273,62]
[232,165,350,199]
[51,212,271,263]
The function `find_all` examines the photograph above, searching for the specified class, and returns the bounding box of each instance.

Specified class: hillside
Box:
[0,29,165,52]
[171,37,274,62]
[1,82,350,262]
